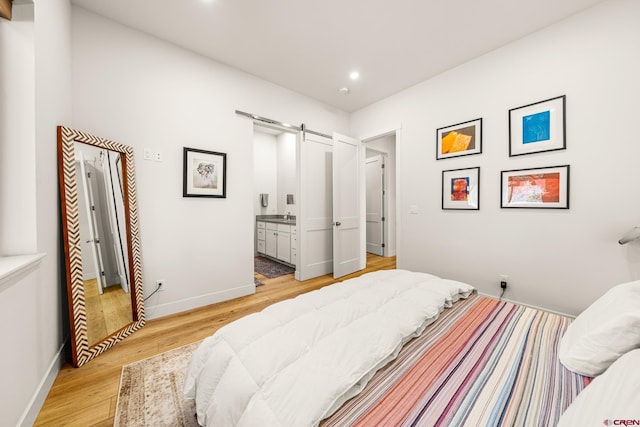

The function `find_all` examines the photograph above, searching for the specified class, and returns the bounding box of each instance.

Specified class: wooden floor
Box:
[35,254,396,426]
[84,279,133,346]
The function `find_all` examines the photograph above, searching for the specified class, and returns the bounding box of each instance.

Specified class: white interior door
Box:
[78,152,106,294]
[102,151,130,293]
[332,133,364,279]
[296,131,334,281]
[366,154,384,256]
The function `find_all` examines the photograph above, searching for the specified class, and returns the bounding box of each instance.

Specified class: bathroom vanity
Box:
[256,216,297,267]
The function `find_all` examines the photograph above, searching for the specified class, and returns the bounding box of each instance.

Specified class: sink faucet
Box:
[284,211,290,220]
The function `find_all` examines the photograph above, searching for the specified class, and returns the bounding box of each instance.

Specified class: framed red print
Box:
[501,165,569,209]
[442,167,480,210]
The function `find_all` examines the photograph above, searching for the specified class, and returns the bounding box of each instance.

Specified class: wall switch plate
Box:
[143,148,152,160]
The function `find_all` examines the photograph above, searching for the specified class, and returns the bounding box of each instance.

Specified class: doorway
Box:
[252,123,298,286]
[365,151,385,256]
[245,111,400,284]
[364,133,397,257]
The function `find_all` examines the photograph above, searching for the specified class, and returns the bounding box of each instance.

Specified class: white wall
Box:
[0,0,73,425]
[0,3,37,254]
[33,0,74,419]
[253,131,278,216]
[351,0,640,316]
[277,132,297,215]
[71,6,349,318]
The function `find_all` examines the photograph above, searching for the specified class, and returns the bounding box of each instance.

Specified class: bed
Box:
[321,294,588,426]
[183,269,625,427]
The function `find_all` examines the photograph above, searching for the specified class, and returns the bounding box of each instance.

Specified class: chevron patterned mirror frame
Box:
[57,126,145,367]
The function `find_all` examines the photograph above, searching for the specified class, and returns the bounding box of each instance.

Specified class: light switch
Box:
[143,149,152,160]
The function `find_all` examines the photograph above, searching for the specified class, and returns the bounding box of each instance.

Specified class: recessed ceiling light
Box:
[339,87,350,94]
[349,71,360,80]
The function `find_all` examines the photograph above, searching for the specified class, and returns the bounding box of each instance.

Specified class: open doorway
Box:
[364,133,396,257]
[243,110,399,284]
[365,151,385,256]
[252,123,299,287]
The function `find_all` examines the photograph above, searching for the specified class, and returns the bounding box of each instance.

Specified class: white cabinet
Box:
[256,221,266,254]
[291,226,297,266]
[265,222,277,258]
[276,224,291,263]
[256,220,296,266]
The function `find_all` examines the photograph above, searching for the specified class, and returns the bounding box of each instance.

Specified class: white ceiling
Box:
[71,0,605,112]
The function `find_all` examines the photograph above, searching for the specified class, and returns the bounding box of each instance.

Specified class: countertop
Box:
[256,215,297,225]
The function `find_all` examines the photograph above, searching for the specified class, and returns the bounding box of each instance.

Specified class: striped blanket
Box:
[321,295,591,427]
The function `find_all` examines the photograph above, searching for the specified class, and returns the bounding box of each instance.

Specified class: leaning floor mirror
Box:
[58,126,145,367]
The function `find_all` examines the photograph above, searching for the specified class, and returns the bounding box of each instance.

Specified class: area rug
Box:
[114,341,201,427]
[254,256,295,278]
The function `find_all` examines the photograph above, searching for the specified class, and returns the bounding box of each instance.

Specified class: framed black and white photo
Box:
[442,167,480,210]
[436,118,482,160]
[501,165,570,209]
[183,147,227,198]
[509,95,566,157]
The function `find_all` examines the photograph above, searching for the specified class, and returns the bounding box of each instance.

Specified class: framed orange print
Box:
[501,165,569,209]
[436,118,482,160]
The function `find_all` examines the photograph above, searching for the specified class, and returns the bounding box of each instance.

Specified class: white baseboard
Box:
[477,291,575,319]
[145,283,255,320]
[19,342,66,427]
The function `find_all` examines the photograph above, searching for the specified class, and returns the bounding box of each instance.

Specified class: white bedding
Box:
[183,269,475,427]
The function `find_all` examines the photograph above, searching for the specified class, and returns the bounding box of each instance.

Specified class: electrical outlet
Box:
[500,274,509,289]
[153,151,163,162]
[156,279,165,290]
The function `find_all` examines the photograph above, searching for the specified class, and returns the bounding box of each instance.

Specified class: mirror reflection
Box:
[58,125,145,367]
[74,142,132,346]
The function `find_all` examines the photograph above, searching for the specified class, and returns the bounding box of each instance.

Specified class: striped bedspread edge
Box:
[321,294,591,427]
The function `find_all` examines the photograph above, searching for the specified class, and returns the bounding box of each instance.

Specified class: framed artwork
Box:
[509,95,566,157]
[183,147,227,198]
[501,165,569,209]
[442,167,480,210]
[436,118,482,160]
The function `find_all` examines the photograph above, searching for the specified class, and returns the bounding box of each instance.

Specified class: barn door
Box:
[295,131,334,281]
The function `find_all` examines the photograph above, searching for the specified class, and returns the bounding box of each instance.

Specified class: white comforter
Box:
[183,269,474,427]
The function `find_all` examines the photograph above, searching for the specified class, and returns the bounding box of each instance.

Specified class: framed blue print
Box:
[509,95,565,157]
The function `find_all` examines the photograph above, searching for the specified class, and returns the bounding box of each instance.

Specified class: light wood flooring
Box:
[35,253,396,426]
[84,279,133,346]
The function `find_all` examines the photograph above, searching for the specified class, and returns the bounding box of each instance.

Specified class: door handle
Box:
[334,222,341,227]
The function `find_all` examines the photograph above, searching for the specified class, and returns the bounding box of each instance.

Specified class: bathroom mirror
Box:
[58,126,145,367]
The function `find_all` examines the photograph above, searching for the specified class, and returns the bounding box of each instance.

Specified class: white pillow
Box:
[558,280,640,376]
[558,349,640,426]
